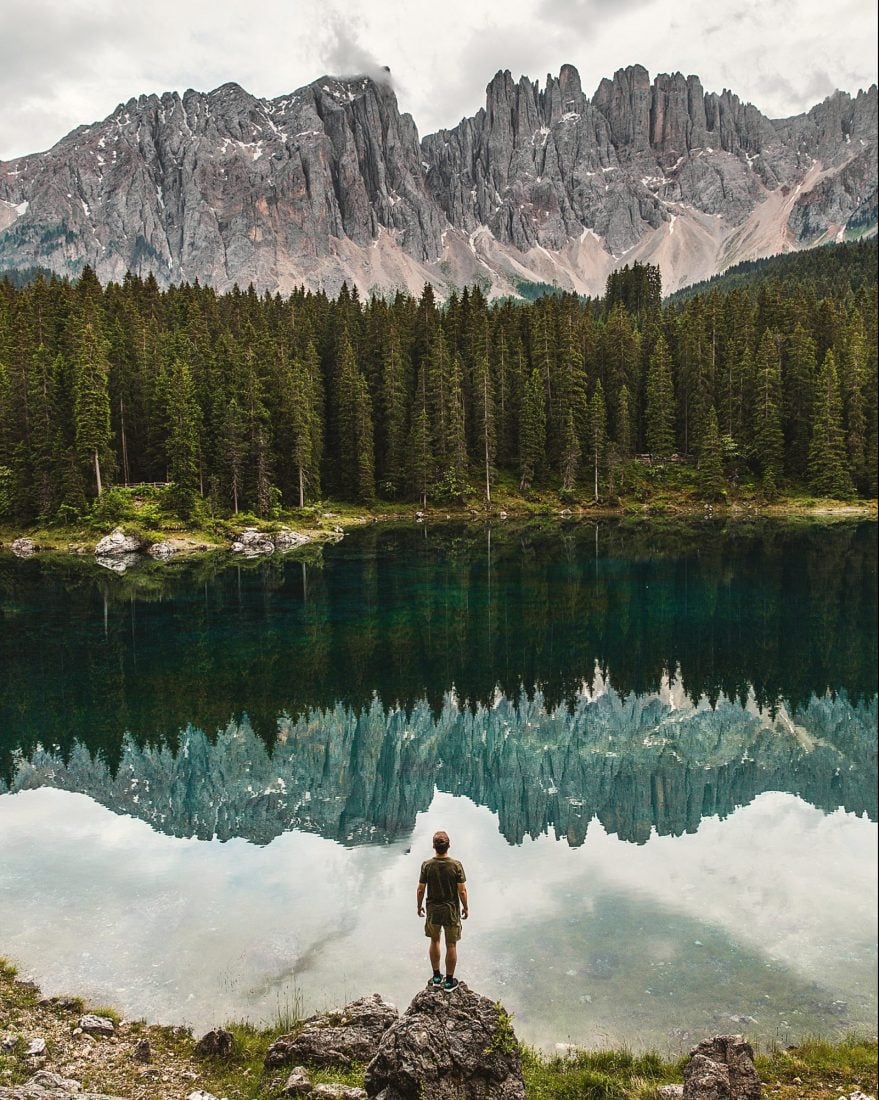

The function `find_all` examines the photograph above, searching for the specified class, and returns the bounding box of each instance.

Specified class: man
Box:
[417,829,468,990]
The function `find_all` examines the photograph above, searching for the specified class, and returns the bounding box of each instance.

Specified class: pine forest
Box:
[0,240,876,527]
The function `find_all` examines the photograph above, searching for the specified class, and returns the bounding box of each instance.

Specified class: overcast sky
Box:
[1,0,876,161]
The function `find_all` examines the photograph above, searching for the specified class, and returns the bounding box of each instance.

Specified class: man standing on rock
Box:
[417,830,468,990]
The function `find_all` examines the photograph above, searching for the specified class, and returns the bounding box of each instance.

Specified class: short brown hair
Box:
[432,830,450,854]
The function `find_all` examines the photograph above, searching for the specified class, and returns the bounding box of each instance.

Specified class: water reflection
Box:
[5,680,876,846]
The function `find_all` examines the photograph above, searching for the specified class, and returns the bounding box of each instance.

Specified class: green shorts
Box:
[424,905,462,942]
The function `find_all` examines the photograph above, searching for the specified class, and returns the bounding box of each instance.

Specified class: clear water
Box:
[0,519,876,1050]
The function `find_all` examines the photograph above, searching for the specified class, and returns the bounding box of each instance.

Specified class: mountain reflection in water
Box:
[6,683,876,846]
[1,519,876,844]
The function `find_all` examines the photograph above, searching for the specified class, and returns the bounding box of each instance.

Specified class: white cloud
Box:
[0,0,875,159]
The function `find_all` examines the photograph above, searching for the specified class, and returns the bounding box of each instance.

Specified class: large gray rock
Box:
[684,1035,761,1100]
[364,983,525,1100]
[94,528,143,558]
[265,994,398,1070]
[78,1014,115,1036]
[0,1071,124,1100]
[193,1028,234,1057]
[230,529,275,556]
[10,539,38,558]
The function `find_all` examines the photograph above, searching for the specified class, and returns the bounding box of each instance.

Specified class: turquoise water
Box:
[0,519,876,1048]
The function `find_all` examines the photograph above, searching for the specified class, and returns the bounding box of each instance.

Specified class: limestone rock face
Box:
[683,1035,761,1100]
[364,983,525,1100]
[265,995,398,1070]
[0,66,874,297]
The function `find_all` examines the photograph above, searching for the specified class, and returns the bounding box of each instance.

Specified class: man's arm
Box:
[457,882,469,919]
[417,881,426,917]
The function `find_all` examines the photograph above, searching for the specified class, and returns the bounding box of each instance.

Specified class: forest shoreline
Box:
[0,493,876,561]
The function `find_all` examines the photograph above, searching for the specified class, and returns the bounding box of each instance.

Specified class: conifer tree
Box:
[808,350,853,498]
[751,328,784,484]
[447,353,468,487]
[697,405,725,500]
[588,380,608,501]
[352,370,376,504]
[841,312,868,491]
[380,325,407,496]
[165,356,201,517]
[782,323,816,480]
[472,353,496,504]
[646,335,675,458]
[73,319,113,497]
[409,367,431,509]
[561,408,580,493]
[519,368,546,492]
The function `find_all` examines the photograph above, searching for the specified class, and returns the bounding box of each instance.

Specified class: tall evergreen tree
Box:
[588,380,608,501]
[519,368,546,492]
[73,319,113,497]
[697,404,725,501]
[808,350,853,498]
[646,335,675,458]
[751,328,785,486]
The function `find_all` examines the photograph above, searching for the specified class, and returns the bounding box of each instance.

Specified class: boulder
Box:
[265,994,398,1070]
[282,1067,312,1096]
[230,528,275,556]
[147,541,177,560]
[274,528,310,550]
[132,1037,151,1063]
[24,1039,46,1058]
[0,1071,124,1100]
[658,1087,684,1100]
[364,983,525,1100]
[684,1036,761,1100]
[78,1015,115,1037]
[94,528,143,557]
[194,1028,234,1057]
[10,539,38,558]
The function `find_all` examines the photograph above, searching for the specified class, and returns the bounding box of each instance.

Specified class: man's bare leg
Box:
[444,939,457,977]
[428,937,441,973]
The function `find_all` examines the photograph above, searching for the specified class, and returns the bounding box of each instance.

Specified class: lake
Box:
[0,519,876,1051]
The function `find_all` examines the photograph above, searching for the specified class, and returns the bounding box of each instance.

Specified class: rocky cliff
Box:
[0,64,875,298]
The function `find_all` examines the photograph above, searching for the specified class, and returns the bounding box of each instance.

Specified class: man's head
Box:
[432,830,450,854]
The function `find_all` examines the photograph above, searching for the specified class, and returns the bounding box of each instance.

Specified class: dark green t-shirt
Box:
[419,856,466,919]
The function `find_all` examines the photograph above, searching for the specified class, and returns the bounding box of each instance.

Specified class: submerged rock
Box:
[265,994,398,1070]
[364,982,525,1100]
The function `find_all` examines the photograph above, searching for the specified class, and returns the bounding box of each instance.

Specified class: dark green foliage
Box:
[0,254,873,523]
[809,350,853,498]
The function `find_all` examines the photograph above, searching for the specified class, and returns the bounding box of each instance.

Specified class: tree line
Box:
[0,250,876,523]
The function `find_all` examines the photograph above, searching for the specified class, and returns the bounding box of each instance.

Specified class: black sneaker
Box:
[442,976,459,991]
[431,972,443,987]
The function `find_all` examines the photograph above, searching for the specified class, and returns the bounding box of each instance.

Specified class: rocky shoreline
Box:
[2,497,876,569]
[1,964,876,1100]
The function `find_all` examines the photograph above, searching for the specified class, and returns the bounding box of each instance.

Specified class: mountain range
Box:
[0,63,876,298]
